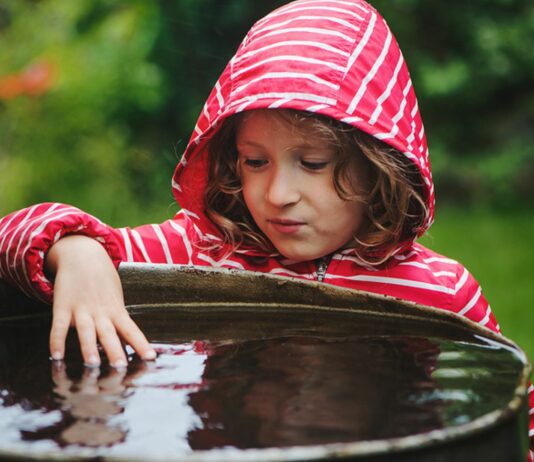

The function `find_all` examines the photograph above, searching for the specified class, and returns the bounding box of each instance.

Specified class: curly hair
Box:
[204,109,428,265]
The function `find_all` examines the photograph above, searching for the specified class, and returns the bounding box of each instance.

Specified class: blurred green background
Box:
[0,1,532,360]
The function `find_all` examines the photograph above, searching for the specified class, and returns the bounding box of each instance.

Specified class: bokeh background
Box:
[1,1,533,360]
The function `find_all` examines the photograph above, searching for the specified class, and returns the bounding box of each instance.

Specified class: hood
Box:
[172,0,435,250]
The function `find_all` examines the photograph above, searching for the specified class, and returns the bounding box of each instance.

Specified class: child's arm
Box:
[0,203,200,363]
[0,202,196,364]
[0,203,197,301]
[45,234,155,367]
[0,203,124,303]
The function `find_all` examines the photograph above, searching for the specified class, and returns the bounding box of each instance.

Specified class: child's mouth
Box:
[268,219,305,234]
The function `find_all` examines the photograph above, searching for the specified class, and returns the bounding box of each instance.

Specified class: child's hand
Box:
[45,235,156,368]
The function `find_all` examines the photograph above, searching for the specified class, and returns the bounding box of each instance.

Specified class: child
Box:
[0,0,532,457]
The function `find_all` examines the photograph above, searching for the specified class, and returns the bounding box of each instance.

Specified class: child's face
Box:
[236,110,367,262]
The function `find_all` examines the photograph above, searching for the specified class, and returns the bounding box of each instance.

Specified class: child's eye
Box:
[301,160,329,171]
[243,158,268,169]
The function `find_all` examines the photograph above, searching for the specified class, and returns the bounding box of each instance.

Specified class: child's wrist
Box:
[45,235,108,277]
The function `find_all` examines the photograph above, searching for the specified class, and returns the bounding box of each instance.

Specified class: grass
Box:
[418,207,534,365]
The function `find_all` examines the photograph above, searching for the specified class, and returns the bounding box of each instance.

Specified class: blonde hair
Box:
[204,109,428,265]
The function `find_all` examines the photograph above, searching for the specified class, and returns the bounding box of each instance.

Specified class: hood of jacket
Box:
[172,0,435,255]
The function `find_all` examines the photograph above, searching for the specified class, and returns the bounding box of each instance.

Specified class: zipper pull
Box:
[316,257,330,282]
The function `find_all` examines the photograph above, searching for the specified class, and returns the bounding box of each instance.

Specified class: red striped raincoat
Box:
[0,0,532,456]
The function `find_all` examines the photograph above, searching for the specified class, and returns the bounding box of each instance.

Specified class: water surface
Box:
[0,307,524,460]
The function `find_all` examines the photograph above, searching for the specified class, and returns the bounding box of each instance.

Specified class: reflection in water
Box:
[0,316,524,460]
[0,323,208,458]
[51,362,127,446]
[187,337,442,449]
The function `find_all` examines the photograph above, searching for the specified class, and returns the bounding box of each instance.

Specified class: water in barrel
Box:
[0,305,526,461]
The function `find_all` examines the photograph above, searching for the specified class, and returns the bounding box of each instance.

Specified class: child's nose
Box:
[265,169,300,207]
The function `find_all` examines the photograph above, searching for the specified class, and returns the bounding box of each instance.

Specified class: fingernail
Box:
[112,359,127,369]
[143,350,157,361]
[84,355,100,368]
[51,351,63,361]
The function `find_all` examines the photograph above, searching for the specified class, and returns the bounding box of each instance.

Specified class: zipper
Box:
[316,256,331,282]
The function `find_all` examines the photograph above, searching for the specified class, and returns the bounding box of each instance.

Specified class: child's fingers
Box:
[49,309,72,361]
[74,311,100,367]
[116,314,156,361]
[95,318,127,368]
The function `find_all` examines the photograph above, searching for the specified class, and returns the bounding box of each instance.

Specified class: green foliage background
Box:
[2,0,533,223]
[0,1,533,357]
[0,0,291,224]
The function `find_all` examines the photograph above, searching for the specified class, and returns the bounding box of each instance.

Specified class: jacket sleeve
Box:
[113,216,198,266]
[0,203,124,303]
[451,265,533,460]
[450,265,499,333]
[0,203,198,304]
[0,203,201,303]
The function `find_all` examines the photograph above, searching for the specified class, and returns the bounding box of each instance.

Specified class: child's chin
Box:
[277,249,325,263]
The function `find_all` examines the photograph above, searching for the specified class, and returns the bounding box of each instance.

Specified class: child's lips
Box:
[268,219,305,234]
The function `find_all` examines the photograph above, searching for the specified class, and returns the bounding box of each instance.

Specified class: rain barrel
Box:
[0,264,530,461]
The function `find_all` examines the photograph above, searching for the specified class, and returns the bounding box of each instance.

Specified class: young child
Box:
[0,0,532,457]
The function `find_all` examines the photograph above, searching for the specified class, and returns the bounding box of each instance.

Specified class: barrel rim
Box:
[0,263,530,461]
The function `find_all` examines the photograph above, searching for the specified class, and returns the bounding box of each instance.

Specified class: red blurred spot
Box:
[0,61,56,100]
